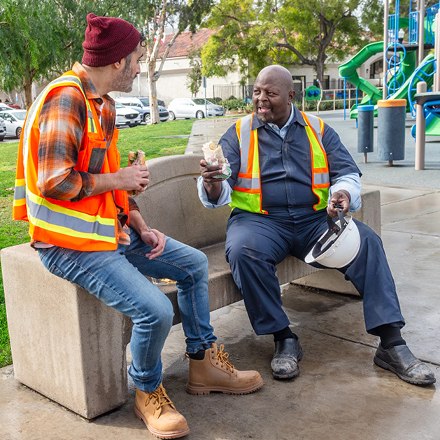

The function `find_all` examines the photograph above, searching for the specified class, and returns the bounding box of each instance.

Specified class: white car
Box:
[115,102,142,127]
[167,98,225,120]
[0,117,6,141]
[0,109,26,138]
[115,96,169,123]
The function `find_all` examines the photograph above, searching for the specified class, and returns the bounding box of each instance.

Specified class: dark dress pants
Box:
[225,208,405,336]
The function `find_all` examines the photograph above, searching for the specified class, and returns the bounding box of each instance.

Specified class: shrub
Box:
[207,97,222,104]
[221,98,247,111]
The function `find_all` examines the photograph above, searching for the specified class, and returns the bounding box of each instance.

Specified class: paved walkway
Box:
[2,112,440,440]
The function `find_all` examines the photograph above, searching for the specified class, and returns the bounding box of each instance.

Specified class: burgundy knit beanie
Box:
[82,13,141,67]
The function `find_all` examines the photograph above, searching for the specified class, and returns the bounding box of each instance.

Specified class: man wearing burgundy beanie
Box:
[15,12,263,440]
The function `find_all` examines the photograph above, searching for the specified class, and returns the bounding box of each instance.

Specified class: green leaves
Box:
[201,0,373,83]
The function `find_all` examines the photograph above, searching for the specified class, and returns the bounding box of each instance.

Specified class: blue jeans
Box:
[38,228,216,393]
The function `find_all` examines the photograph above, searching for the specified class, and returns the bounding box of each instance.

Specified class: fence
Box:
[298,88,375,112]
[212,84,383,112]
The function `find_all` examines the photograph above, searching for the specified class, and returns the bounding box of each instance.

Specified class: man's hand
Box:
[115,165,150,192]
[91,165,150,196]
[327,190,351,218]
[139,227,166,259]
[200,159,224,201]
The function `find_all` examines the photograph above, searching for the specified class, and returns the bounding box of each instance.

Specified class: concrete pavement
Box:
[2,112,440,440]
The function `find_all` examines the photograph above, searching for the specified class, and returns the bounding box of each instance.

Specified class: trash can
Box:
[357,105,374,162]
[377,99,407,165]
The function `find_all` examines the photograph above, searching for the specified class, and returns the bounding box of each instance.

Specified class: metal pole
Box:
[419,0,425,66]
[343,78,346,120]
[435,11,440,92]
[415,81,427,170]
[383,0,389,99]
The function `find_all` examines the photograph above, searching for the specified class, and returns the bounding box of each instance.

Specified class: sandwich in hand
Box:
[202,141,231,179]
[128,150,147,195]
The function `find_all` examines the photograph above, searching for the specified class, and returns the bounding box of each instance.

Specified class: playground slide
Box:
[338,41,384,105]
[349,52,433,119]
[387,53,435,101]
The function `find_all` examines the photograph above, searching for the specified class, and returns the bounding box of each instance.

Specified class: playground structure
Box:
[338,0,440,170]
[338,0,439,124]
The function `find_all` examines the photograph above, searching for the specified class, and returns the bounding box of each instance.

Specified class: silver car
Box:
[0,109,26,138]
[167,98,225,120]
[0,117,6,141]
[115,102,142,128]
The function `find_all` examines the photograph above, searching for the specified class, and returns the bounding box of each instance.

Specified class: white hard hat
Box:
[305,210,360,269]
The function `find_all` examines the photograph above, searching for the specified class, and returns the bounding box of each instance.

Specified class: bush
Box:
[207,97,222,104]
[221,98,247,111]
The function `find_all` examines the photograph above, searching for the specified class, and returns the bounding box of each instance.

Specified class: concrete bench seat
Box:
[1,154,381,419]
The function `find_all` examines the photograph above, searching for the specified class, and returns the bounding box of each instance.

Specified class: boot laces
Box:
[216,344,235,372]
[146,384,174,411]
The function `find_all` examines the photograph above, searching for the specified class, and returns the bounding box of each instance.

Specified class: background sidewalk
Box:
[1,112,440,440]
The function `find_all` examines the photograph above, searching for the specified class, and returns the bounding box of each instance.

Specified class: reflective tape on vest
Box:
[26,190,116,243]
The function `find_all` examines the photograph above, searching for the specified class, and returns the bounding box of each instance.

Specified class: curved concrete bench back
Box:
[1,154,381,419]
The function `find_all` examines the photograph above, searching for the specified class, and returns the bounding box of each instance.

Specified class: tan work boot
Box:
[134,384,190,439]
[186,342,264,395]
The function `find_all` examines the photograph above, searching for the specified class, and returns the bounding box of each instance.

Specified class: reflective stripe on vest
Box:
[300,112,330,210]
[230,113,268,214]
[26,190,116,243]
[230,112,330,214]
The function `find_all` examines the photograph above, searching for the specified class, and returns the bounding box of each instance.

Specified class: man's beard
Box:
[111,63,135,93]
[254,106,273,123]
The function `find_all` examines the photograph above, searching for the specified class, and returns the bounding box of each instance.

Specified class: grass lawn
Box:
[0,118,195,368]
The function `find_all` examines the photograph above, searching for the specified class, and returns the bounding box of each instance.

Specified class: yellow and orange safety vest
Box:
[230,112,330,214]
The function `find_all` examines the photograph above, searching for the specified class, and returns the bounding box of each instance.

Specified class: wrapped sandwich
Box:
[128,150,147,195]
[128,150,146,166]
[202,141,231,179]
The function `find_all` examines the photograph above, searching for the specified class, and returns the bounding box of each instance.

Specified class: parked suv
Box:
[167,98,225,120]
[115,102,142,127]
[115,96,169,123]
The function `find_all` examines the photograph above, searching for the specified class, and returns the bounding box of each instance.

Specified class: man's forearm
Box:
[203,181,223,201]
[90,172,119,196]
[127,209,150,234]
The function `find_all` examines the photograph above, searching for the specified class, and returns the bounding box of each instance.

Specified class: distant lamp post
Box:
[398,29,405,44]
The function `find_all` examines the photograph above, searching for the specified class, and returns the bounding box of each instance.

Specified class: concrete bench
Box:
[1,154,381,419]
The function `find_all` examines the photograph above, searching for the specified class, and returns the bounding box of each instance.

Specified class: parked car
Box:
[115,102,142,127]
[115,96,169,123]
[0,104,16,112]
[0,109,26,138]
[167,98,225,120]
[0,117,6,142]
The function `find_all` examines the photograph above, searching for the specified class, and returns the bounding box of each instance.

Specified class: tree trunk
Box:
[147,61,160,125]
[23,75,33,110]
[316,55,325,89]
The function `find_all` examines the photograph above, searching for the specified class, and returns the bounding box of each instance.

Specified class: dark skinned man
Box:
[197,65,435,386]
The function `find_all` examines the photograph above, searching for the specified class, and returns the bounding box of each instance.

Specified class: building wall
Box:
[111,57,242,106]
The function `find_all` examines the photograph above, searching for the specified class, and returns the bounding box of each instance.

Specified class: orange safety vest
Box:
[13,71,129,251]
[230,112,330,214]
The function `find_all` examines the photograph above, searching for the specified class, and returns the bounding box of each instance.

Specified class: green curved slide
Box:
[338,41,385,106]
[338,42,417,109]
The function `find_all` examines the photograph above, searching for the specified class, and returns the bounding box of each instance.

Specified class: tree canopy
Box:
[0,0,122,107]
[201,0,375,84]
[0,0,213,110]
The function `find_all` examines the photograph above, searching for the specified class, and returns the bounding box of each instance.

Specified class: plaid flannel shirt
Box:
[34,62,138,247]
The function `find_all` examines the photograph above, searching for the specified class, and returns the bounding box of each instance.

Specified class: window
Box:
[370,59,383,79]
